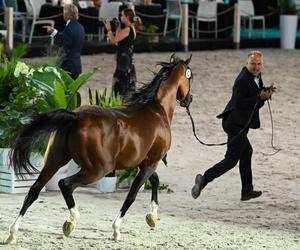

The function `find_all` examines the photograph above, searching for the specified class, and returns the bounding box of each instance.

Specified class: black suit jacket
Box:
[217,67,265,129]
[56,20,85,79]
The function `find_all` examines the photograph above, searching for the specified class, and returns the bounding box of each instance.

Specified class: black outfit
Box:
[56,20,85,80]
[112,26,136,98]
[203,67,265,195]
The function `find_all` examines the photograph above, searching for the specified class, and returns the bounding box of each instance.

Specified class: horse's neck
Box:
[156,76,179,124]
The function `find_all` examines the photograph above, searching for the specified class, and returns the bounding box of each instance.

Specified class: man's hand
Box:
[260,82,276,100]
[43,26,55,34]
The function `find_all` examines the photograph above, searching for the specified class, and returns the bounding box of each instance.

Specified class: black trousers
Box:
[204,114,254,194]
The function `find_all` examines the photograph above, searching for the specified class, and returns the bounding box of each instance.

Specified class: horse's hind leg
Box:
[112,163,157,241]
[145,172,159,228]
[5,134,71,245]
[58,167,106,237]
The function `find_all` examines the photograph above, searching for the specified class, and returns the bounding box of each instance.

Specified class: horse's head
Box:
[171,54,193,108]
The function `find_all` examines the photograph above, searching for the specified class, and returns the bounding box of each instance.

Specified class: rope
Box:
[78,12,99,20]
[139,27,177,36]
[135,11,166,18]
[189,5,234,17]
[37,13,63,20]
[186,97,280,155]
[262,100,281,156]
[186,100,259,147]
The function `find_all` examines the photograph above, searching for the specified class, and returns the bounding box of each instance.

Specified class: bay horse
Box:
[4,54,193,244]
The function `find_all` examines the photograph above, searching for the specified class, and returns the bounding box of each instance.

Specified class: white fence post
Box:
[233,3,240,49]
[181,3,189,52]
[6,7,13,51]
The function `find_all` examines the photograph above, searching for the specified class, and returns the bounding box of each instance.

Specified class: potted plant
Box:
[0,44,97,191]
[139,24,160,43]
[117,168,138,189]
[279,0,300,49]
[117,155,168,191]
[89,88,122,193]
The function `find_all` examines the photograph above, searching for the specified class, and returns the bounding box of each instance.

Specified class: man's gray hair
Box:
[64,4,79,20]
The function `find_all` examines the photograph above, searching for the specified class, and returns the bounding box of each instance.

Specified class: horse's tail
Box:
[10,109,78,177]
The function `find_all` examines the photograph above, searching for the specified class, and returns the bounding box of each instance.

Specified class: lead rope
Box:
[262,100,281,156]
[186,100,280,155]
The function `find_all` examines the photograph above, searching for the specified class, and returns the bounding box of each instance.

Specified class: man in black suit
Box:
[44,4,85,79]
[192,51,276,201]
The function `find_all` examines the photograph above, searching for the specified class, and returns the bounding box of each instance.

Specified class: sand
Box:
[0,49,299,249]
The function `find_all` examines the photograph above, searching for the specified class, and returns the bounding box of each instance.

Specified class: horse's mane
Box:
[126,59,184,109]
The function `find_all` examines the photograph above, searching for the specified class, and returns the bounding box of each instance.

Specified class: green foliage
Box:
[117,169,172,192]
[278,0,300,15]
[0,44,97,148]
[88,87,122,108]
[0,21,5,30]
[43,45,64,66]
[28,66,97,111]
[0,45,28,106]
[117,168,138,186]
[0,45,33,148]
[139,24,159,34]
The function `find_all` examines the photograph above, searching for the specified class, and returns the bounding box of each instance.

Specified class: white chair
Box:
[3,0,27,42]
[24,0,55,44]
[239,0,265,38]
[194,0,218,39]
[163,0,182,38]
[98,1,122,41]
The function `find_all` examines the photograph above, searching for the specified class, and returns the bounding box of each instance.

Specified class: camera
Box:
[110,18,120,32]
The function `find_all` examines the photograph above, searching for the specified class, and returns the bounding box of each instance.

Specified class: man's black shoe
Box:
[241,190,262,201]
[191,174,205,199]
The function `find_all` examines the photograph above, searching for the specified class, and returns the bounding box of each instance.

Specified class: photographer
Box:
[104,8,141,99]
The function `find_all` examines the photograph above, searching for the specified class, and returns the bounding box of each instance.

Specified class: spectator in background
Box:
[104,8,141,99]
[44,4,85,80]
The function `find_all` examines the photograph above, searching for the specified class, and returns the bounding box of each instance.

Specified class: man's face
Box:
[246,54,263,76]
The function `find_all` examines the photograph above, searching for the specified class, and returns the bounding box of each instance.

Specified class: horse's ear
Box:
[170,53,176,62]
[185,54,192,65]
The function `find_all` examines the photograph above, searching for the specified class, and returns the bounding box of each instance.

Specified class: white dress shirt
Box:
[50,20,71,37]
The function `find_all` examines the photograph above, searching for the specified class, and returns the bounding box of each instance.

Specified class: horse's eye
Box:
[186,68,191,79]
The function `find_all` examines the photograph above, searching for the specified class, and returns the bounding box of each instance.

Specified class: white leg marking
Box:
[4,215,23,244]
[69,207,80,222]
[146,201,159,228]
[112,213,123,241]
[150,200,158,218]
[62,207,80,237]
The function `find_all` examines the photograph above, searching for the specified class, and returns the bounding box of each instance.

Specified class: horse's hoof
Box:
[146,214,157,228]
[112,231,122,241]
[62,220,76,237]
[3,234,16,245]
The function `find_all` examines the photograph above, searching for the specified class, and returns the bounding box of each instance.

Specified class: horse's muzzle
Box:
[180,93,193,108]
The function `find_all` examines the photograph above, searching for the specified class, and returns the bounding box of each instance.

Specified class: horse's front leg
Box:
[145,172,159,228]
[112,164,157,241]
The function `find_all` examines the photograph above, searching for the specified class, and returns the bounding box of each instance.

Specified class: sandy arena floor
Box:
[0,49,299,249]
